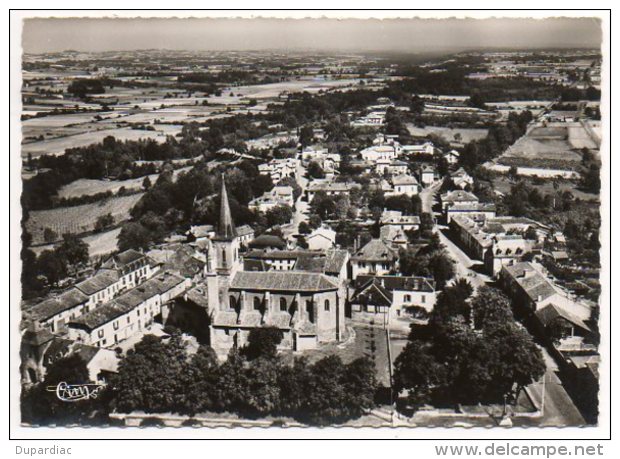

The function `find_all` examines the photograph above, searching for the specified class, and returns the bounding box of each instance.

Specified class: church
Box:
[205,178,347,357]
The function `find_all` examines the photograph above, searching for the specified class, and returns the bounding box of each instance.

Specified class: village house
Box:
[379,225,409,248]
[305,180,359,202]
[449,167,474,189]
[305,226,337,251]
[380,209,421,232]
[360,144,397,162]
[350,275,436,321]
[375,159,409,176]
[68,271,190,348]
[418,165,437,187]
[301,145,328,165]
[351,111,385,127]
[248,185,295,213]
[449,215,545,275]
[350,238,399,279]
[499,262,592,322]
[387,174,419,196]
[210,271,347,355]
[441,189,479,211]
[444,149,460,165]
[401,141,435,156]
[445,201,497,224]
[258,158,297,183]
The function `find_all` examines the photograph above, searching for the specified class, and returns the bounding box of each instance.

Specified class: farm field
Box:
[407,124,489,143]
[26,193,144,245]
[31,227,122,259]
[492,175,598,201]
[21,127,169,158]
[57,165,193,199]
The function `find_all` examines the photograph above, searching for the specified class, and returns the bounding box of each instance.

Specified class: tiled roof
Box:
[352,239,398,262]
[185,284,210,309]
[264,312,292,329]
[101,249,144,269]
[238,311,263,327]
[230,271,339,292]
[75,270,120,296]
[502,262,557,303]
[236,224,254,237]
[441,190,479,203]
[391,174,418,185]
[248,235,287,250]
[212,310,238,327]
[351,282,393,307]
[535,303,591,333]
[31,288,90,321]
[69,301,132,331]
[354,275,435,293]
[70,272,186,330]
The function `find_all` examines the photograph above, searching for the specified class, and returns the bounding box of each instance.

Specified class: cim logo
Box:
[46,382,107,402]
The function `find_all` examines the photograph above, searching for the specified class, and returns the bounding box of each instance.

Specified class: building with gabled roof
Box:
[499,262,591,322]
[350,238,399,279]
[350,275,436,321]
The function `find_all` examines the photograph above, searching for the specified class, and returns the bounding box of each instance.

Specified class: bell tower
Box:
[211,174,241,278]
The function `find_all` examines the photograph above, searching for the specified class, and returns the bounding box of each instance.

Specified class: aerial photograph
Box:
[14,13,605,431]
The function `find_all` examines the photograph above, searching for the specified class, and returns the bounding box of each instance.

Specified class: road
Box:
[281,157,309,243]
[420,180,490,289]
[519,348,586,426]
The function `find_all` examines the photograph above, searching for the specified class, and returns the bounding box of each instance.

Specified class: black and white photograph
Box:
[8,9,610,442]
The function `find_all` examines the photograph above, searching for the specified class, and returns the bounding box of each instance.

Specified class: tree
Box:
[183,345,220,414]
[299,125,314,147]
[385,194,414,215]
[298,221,311,234]
[142,176,152,190]
[56,234,89,266]
[111,332,190,414]
[118,222,152,251]
[393,340,447,410]
[242,326,283,361]
[471,287,514,331]
[37,250,68,286]
[307,161,325,179]
[43,227,58,243]
[95,213,115,233]
[265,205,293,227]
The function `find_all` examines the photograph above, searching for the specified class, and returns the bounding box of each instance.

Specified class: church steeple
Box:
[214,174,237,241]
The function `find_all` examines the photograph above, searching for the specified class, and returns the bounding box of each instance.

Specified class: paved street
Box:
[282,157,309,242]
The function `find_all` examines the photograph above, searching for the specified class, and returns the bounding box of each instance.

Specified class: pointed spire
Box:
[215,173,236,240]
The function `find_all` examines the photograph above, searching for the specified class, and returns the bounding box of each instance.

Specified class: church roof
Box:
[229,271,339,292]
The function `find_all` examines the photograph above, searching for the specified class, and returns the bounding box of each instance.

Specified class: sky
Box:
[22,16,602,54]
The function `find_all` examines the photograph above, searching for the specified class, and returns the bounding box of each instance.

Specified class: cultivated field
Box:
[26,193,144,245]
[21,127,169,158]
[407,124,489,143]
[57,166,193,199]
[31,227,121,259]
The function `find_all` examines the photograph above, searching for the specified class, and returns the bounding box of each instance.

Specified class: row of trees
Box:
[394,284,545,411]
[22,328,378,427]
